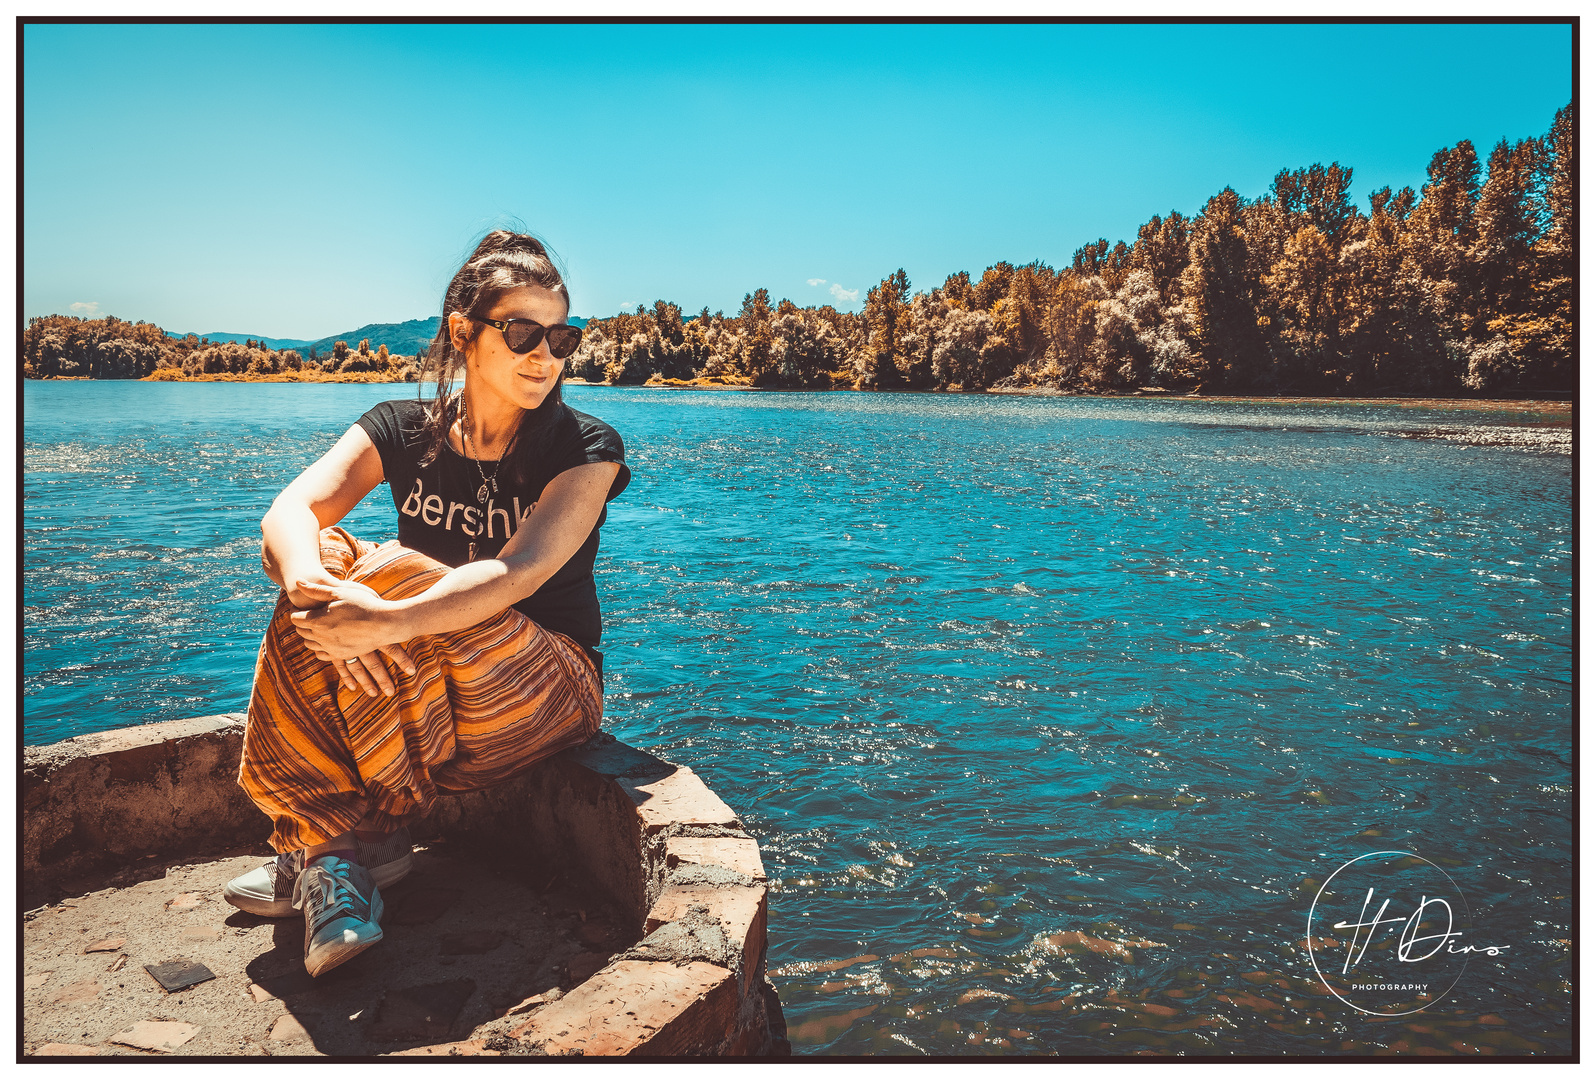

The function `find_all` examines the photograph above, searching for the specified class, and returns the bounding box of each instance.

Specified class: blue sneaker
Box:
[224,828,414,918]
[294,855,384,977]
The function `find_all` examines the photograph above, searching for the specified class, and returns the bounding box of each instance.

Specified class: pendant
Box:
[468,541,478,562]
[477,483,490,504]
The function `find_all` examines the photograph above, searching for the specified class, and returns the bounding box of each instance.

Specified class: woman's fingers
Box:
[378,642,418,678]
[342,654,389,698]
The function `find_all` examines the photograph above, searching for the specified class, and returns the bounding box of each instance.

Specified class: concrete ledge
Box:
[22,717,788,1057]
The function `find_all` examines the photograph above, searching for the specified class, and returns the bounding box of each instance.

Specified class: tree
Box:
[1263,225,1343,389]
[738,288,775,382]
[1071,239,1109,278]
[1181,188,1270,389]
[1271,163,1357,250]
[860,270,910,388]
[1041,273,1100,386]
[1132,212,1191,305]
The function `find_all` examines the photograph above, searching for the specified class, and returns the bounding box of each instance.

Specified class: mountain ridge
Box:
[166,314,589,356]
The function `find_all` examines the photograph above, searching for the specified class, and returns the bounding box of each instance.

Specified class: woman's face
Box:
[450,284,569,415]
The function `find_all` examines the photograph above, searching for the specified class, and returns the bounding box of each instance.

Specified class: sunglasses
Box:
[469,315,583,359]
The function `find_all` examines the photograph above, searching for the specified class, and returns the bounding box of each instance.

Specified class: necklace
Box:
[459,393,511,506]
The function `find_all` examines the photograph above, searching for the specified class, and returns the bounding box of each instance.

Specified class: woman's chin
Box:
[516,378,555,408]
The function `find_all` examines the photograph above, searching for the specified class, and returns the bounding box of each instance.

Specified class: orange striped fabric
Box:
[239,526,604,852]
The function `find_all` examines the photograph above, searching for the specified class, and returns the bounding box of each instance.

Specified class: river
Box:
[23,380,1572,1056]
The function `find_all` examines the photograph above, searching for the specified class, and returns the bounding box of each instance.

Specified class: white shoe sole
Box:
[224,850,414,919]
[304,925,384,977]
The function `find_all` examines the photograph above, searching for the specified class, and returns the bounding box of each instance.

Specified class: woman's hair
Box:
[417,230,572,477]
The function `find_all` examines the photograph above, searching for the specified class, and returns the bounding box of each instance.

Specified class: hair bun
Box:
[475,230,547,260]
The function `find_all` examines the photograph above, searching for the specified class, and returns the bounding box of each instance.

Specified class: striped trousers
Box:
[239,527,604,852]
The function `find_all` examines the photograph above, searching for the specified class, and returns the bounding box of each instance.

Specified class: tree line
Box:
[570,104,1570,396]
[26,104,1569,397]
[22,317,424,381]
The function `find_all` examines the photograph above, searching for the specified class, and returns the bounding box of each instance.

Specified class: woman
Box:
[225,231,629,978]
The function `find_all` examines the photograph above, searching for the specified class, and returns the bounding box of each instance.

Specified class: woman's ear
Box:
[447,312,471,353]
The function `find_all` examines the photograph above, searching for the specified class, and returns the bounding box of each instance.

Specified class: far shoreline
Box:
[27,375,1572,425]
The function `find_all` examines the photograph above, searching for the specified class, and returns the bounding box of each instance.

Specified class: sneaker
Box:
[223,827,415,918]
[295,855,384,977]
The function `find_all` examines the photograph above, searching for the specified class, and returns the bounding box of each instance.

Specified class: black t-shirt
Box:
[356,396,630,676]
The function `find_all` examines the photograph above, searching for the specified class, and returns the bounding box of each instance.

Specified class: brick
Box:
[368,979,476,1042]
[47,979,101,1005]
[181,926,221,942]
[165,893,205,912]
[565,951,608,986]
[645,883,767,992]
[506,987,564,1016]
[665,836,766,881]
[84,936,126,953]
[512,959,738,1056]
[618,767,740,835]
[268,1013,312,1042]
[110,1020,200,1052]
[32,1043,102,1056]
[388,1039,499,1056]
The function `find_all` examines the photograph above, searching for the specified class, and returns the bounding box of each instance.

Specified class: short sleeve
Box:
[561,409,630,502]
[355,400,405,478]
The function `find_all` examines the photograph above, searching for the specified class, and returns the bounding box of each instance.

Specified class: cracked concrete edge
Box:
[22,717,787,1057]
[510,738,782,1057]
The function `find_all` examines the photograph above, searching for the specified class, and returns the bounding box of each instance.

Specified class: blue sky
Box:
[22,22,1573,340]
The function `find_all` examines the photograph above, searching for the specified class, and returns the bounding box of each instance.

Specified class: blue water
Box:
[24,381,1572,1056]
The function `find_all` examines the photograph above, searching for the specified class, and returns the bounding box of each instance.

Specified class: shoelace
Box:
[272,850,305,899]
[295,861,362,932]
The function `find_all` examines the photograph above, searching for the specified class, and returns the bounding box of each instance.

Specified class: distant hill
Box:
[168,315,587,356]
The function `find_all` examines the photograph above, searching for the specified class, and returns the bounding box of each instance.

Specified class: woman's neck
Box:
[458,387,523,460]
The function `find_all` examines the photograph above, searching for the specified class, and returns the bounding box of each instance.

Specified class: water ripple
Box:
[24,383,1571,1056]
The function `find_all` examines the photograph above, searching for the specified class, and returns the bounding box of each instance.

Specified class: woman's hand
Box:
[288,579,418,698]
[283,567,347,611]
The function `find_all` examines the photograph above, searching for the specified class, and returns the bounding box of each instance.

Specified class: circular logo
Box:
[1305,851,1472,1016]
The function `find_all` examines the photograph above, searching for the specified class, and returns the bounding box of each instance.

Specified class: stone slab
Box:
[47,979,101,1005]
[665,836,766,881]
[645,882,768,992]
[33,1042,102,1056]
[511,959,738,1056]
[145,959,216,993]
[616,767,741,836]
[268,1013,313,1042]
[110,1020,200,1052]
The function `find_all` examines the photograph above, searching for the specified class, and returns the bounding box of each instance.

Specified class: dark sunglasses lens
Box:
[503,322,545,353]
[545,326,583,359]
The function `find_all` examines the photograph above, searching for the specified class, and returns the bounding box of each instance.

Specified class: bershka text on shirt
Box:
[399,478,535,539]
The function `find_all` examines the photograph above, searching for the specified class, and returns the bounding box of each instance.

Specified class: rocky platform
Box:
[23,714,788,1058]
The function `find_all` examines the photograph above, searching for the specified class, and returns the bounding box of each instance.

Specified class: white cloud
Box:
[806,278,826,287]
[70,301,100,315]
[829,283,859,303]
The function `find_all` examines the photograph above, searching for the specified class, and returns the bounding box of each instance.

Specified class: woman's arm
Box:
[264,424,416,697]
[288,460,621,659]
[262,424,386,606]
